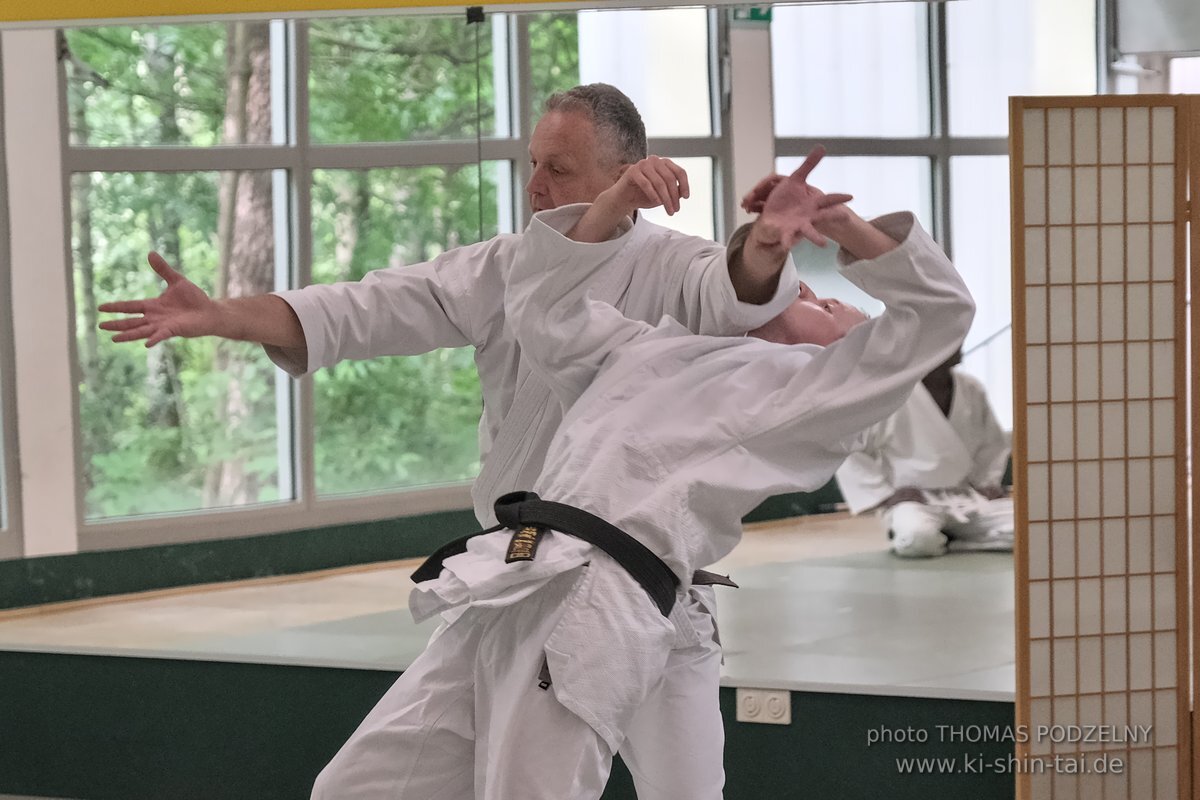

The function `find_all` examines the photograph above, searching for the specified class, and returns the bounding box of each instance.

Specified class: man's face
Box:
[747,289,868,346]
[526,110,623,212]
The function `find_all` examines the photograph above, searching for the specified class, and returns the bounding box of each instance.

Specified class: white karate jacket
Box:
[835,372,1011,514]
[410,204,974,748]
[263,220,799,523]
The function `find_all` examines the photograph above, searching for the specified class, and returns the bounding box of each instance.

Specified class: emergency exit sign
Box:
[731,6,772,23]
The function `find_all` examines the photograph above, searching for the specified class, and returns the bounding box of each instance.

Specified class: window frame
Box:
[772,4,1010,256]
[0,40,24,559]
[771,2,1019,429]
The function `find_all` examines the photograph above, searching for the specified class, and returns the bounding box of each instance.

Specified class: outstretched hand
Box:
[742,146,853,250]
[98,252,217,347]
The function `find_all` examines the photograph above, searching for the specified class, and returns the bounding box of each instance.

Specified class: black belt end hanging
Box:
[505,525,546,563]
[413,491,680,617]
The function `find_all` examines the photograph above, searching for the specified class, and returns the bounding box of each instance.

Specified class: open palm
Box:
[98,252,216,347]
[742,146,853,250]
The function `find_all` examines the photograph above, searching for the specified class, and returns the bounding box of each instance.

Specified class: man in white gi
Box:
[99,84,807,799]
[834,348,1013,558]
[306,156,975,798]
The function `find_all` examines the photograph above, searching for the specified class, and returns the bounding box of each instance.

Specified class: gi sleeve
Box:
[745,212,976,456]
[655,225,801,336]
[262,237,504,376]
[834,425,899,514]
[506,204,660,408]
[961,373,1011,489]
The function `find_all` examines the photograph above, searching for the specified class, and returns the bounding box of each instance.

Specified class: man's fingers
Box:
[111,325,155,343]
[98,300,149,314]
[789,144,827,183]
[797,221,829,248]
[627,171,660,208]
[99,317,148,332]
[665,159,690,201]
[818,193,853,207]
[741,174,784,211]
[653,164,682,214]
[148,251,183,285]
[633,167,676,214]
[644,161,680,213]
[145,329,173,347]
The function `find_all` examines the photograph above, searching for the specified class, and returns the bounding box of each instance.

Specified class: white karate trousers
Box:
[621,585,725,800]
[885,492,1014,558]
[311,566,724,800]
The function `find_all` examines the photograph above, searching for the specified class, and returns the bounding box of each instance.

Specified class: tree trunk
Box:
[146,41,186,432]
[205,21,275,507]
[65,39,100,391]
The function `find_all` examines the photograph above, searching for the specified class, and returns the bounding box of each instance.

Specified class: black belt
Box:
[412,491,682,616]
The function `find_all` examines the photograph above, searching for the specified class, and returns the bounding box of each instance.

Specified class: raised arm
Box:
[746,212,976,456]
[730,146,857,302]
[506,205,660,409]
[98,252,304,348]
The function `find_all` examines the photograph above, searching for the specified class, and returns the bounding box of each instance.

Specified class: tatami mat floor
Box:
[0,512,1014,701]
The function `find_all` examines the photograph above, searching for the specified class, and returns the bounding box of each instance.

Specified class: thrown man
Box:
[309,152,975,798]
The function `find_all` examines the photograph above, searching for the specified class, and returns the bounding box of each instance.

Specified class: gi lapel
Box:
[471,222,646,523]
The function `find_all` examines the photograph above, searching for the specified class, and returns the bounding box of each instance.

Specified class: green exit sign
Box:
[732,6,772,24]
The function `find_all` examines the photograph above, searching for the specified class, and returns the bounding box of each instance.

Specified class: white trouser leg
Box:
[885,501,949,558]
[310,611,479,800]
[945,496,1014,552]
[618,588,725,800]
[313,568,612,800]
[474,571,613,800]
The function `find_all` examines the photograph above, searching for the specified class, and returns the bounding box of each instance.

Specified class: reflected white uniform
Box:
[835,373,1013,557]
[262,220,799,799]
[310,205,974,799]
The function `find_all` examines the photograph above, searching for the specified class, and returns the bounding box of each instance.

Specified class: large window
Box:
[771,0,1096,429]
[63,10,722,529]
[66,23,294,519]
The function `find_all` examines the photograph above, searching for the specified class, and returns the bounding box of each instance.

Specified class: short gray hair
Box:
[544,83,647,167]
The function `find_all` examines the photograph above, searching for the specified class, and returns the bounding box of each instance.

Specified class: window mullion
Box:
[0,36,21,558]
[930,0,953,253]
[292,19,317,514]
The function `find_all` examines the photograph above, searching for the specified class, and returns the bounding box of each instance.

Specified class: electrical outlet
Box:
[735,687,791,725]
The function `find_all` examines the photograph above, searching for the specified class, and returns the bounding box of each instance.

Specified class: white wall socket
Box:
[735,687,791,725]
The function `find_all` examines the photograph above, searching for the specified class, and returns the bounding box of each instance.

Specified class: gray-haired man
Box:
[102,83,802,799]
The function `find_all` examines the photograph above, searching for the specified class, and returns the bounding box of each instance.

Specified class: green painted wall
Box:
[0,487,844,611]
[0,508,478,610]
[0,650,1013,800]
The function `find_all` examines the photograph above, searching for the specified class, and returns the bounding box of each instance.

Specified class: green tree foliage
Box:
[527,14,581,123]
[68,15,582,519]
[309,162,497,495]
[309,16,496,143]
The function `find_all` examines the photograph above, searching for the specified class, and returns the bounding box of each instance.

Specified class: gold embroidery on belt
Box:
[505,525,545,563]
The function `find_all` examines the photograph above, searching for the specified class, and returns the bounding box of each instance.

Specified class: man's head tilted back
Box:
[526,83,648,211]
[748,284,869,346]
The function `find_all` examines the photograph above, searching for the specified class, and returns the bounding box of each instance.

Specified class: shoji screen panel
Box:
[1011,96,1193,800]
[1191,96,1200,800]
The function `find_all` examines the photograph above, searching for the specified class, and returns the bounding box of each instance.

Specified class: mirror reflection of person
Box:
[835,349,1014,558]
